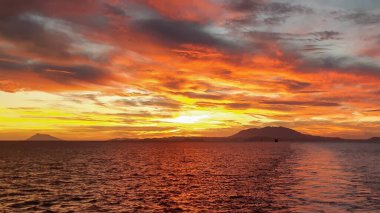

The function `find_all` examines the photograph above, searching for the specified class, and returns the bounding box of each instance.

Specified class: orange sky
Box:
[1,0,380,140]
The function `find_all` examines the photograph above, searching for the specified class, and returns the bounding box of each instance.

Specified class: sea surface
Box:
[0,141,380,212]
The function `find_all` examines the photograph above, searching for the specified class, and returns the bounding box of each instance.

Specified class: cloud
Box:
[302,44,331,53]
[260,100,340,107]
[0,0,99,18]
[70,125,178,133]
[309,31,342,41]
[295,55,380,77]
[0,12,115,64]
[114,97,181,110]
[228,0,263,12]
[0,15,73,58]
[227,0,312,25]
[0,80,21,92]
[248,30,342,42]
[366,109,380,112]
[0,58,110,86]
[237,30,343,61]
[34,64,108,83]
[225,102,252,109]
[262,2,312,15]
[336,11,380,25]
[274,78,311,91]
[62,93,107,106]
[195,101,253,110]
[175,91,224,100]
[142,0,223,22]
[107,112,172,119]
[103,3,126,17]
[228,0,311,14]
[132,17,239,51]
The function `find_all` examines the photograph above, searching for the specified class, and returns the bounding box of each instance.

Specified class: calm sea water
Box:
[0,141,380,212]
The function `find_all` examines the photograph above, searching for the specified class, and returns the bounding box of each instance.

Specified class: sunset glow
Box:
[1,0,380,140]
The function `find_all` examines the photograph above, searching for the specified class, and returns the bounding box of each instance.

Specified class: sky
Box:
[1,0,380,140]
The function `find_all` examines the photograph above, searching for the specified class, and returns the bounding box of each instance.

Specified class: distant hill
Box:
[368,137,380,142]
[108,126,365,142]
[231,126,307,138]
[26,133,62,141]
[230,126,342,142]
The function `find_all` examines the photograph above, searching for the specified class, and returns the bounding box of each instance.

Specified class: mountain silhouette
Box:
[369,137,380,142]
[109,126,346,142]
[231,126,307,138]
[26,133,62,141]
[230,126,341,142]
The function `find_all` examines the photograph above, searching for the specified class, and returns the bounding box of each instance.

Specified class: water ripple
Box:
[0,141,380,212]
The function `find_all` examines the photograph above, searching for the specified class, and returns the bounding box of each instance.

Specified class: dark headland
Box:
[26,133,62,142]
[109,126,379,143]
[13,126,379,142]
[369,137,380,142]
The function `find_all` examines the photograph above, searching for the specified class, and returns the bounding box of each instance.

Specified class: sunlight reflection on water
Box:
[0,141,379,212]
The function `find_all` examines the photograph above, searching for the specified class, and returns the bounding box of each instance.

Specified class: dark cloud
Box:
[336,11,380,25]
[0,13,115,63]
[296,56,380,76]
[195,101,219,108]
[0,0,98,18]
[248,30,342,42]
[302,44,330,52]
[248,31,292,40]
[263,2,312,15]
[103,3,126,17]
[228,0,264,12]
[34,64,107,83]
[0,57,109,84]
[227,1,312,26]
[366,109,380,112]
[132,17,239,51]
[195,101,252,110]
[0,16,73,58]
[275,79,311,91]
[261,100,340,107]
[241,30,342,61]
[73,125,177,132]
[163,78,188,90]
[297,90,327,94]
[64,93,107,107]
[115,97,181,109]
[21,115,116,123]
[176,92,224,100]
[0,59,25,71]
[228,0,311,14]
[0,52,26,62]
[107,112,172,119]
[309,31,342,41]
[0,0,47,18]
[262,15,289,25]
[225,102,252,109]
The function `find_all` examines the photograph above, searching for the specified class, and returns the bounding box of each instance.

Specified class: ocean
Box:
[0,141,379,212]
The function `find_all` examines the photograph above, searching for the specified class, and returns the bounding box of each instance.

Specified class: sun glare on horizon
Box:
[164,114,211,124]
